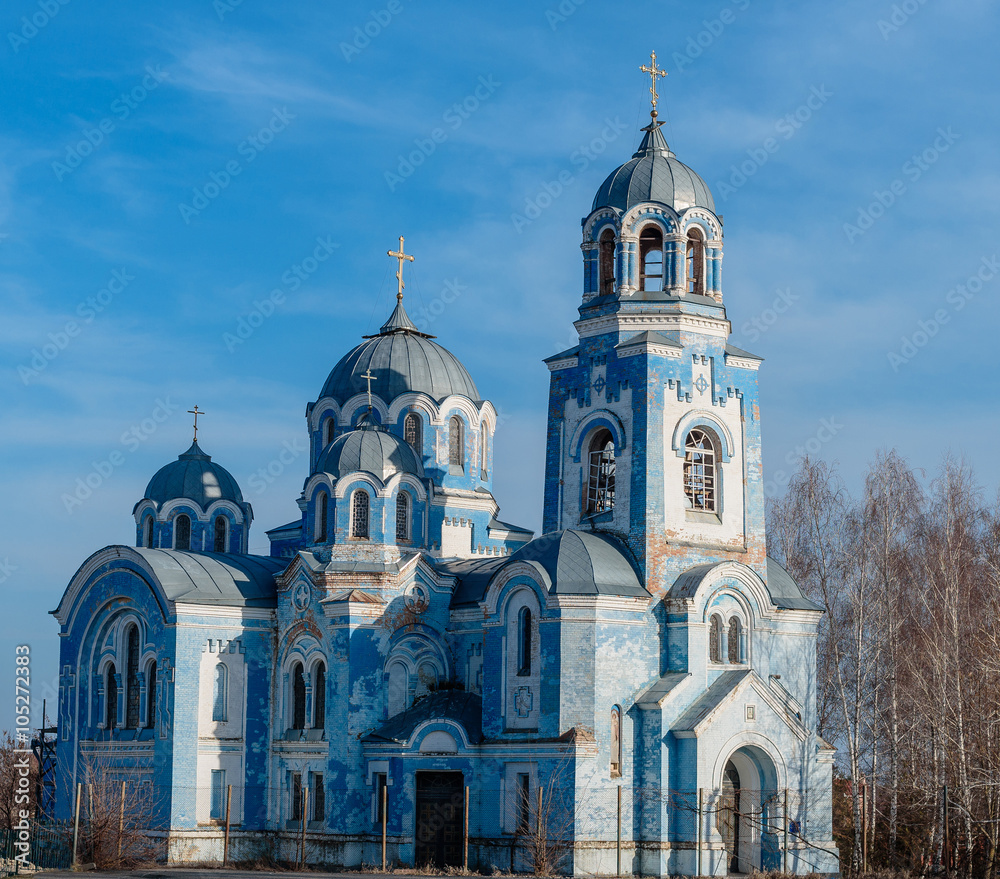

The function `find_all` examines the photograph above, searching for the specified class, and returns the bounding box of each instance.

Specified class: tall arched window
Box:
[404,412,422,452]
[291,662,306,730]
[610,706,622,777]
[313,663,326,730]
[639,226,664,292]
[350,490,369,539]
[585,429,616,514]
[212,663,228,722]
[684,428,717,513]
[316,492,328,542]
[174,514,191,550]
[125,625,140,729]
[686,227,706,295]
[387,662,408,718]
[517,607,532,676]
[146,660,157,729]
[709,615,723,664]
[480,423,489,481]
[728,618,743,664]
[213,515,228,552]
[395,492,410,542]
[599,229,616,296]
[324,417,336,446]
[143,517,154,548]
[106,664,118,729]
[449,416,464,468]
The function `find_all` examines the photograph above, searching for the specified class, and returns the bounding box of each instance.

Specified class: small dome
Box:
[593,124,715,214]
[509,530,648,597]
[317,423,423,481]
[144,442,244,508]
[321,302,479,405]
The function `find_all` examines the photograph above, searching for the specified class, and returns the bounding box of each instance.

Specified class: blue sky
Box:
[2,0,999,731]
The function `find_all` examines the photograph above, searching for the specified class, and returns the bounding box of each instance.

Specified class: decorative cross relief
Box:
[158,658,174,739]
[514,686,533,718]
[693,375,709,395]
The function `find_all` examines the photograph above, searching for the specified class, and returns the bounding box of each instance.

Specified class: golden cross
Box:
[187,405,205,442]
[387,236,415,303]
[640,51,667,120]
[360,368,377,410]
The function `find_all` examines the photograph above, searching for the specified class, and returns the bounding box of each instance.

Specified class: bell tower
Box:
[541,56,767,596]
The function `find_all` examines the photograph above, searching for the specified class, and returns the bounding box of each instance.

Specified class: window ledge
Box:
[685,509,721,525]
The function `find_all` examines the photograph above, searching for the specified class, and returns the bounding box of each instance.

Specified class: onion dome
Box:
[320,301,479,404]
[143,442,244,507]
[317,421,423,481]
[593,123,715,214]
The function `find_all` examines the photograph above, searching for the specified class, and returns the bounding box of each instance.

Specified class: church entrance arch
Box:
[716,746,778,874]
[415,772,465,868]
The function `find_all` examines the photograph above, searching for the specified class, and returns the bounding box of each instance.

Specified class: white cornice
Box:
[575,313,731,340]
[545,356,579,372]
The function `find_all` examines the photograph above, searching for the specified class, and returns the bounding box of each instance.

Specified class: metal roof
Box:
[132,547,286,607]
[592,124,715,214]
[363,691,483,745]
[143,442,244,508]
[438,556,508,607]
[317,423,423,480]
[672,669,751,733]
[320,301,479,404]
[669,559,822,612]
[725,342,764,361]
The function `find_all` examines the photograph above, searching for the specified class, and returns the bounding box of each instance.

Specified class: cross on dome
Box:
[187,405,205,442]
[387,236,415,303]
[360,367,377,411]
[640,50,667,123]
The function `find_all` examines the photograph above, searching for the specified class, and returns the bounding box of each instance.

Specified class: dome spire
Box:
[639,50,667,128]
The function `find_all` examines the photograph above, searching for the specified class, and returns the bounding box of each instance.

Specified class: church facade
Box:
[52,66,839,876]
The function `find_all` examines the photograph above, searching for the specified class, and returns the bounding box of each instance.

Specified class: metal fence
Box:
[0,822,73,877]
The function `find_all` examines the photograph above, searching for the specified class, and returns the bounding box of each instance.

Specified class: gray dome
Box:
[509,530,648,597]
[321,301,479,404]
[317,423,423,481]
[593,124,715,214]
[144,442,244,507]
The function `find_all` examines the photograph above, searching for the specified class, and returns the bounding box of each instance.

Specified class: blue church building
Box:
[52,64,839,875]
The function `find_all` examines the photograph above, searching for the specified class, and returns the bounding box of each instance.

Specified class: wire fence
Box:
[0,822,74,877]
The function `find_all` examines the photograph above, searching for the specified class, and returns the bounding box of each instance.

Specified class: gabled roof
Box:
[636,672,692,709]
[363,691,483,745]
[615,331,684,352]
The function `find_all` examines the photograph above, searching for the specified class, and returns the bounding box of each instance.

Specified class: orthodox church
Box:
[52,57,839,876]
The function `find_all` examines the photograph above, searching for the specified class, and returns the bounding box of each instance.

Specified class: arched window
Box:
[449,416,464,468]
[395,492,410,542]
[313,663,326,730]
[316,492,328,543]
[639,226,664,292]
[404,412,422,452]
[324,417,335,446]
[480,423,489,481]
[610,706,622,777]
[728,617,743,664]
[125,625,140,729]
[599,229,616,296]
[143,517,154,548]
[585,429,616,514]
[106,664,118,729]
[291,662,306,730]
[213,515,228,552]
[350,490,369,539]
[684,428,717,513]
[213,663,228,722]
[174,514,191,550]
[146,661,157,729]
[709,615,723,664]
[686,227,706,295]
[387,662,408,718]
[517,607,532,676]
